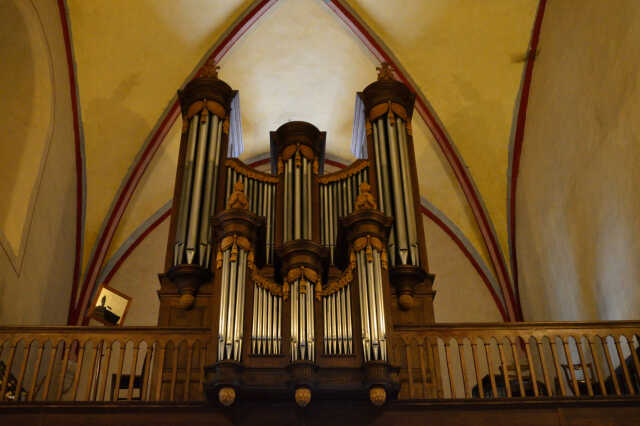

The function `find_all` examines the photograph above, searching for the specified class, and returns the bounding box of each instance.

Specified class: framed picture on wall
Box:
[88,284,132,326]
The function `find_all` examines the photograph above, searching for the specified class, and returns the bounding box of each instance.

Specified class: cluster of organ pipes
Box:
[173,110,225,267]
[283,154,314,241]
[290,279,315,361]
[224,162,277,263]
[252,285,282,355]
[322,285,353,356]
[371,111,419,267]
[319,163,369,264]
[355,245,387,362]
[217,242,248,361]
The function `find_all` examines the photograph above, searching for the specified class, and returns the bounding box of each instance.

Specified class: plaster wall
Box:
[517,0,640,321]
[0,0,77,324]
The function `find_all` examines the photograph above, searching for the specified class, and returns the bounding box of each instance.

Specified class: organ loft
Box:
[158,62,436,406]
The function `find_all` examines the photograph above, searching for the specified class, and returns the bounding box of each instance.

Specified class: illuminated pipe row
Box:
[322,285,352,355]
[291,279,315,361]
[357,249,387,362]
[319,168,369,263]
[174,112,223,267]
[284,157,313,242]
[251,285,282,355]
[225,168,276,263]
[218,247,248,361]
[372,114,419,266]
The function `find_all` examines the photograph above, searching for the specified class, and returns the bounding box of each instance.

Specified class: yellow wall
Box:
[517,0,640,320]
[0,0,77,325]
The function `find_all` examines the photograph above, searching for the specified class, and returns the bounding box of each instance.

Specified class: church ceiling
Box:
[63,0,539,321]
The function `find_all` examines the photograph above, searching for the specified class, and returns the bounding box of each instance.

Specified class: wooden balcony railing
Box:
[0,327,212,403]
[1,322,639,405]
[392,321,640,400]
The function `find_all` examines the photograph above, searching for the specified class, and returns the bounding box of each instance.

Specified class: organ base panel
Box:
[158,62,435,407]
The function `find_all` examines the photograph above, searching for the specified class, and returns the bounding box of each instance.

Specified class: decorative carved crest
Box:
[376,62,395,81]
[201,58,220,79]
[355,182,377,211]
[227,180,249,209]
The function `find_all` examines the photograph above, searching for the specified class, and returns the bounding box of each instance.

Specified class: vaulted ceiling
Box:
[59,0,540,322]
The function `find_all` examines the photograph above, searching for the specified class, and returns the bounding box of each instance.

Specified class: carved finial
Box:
[201,57,220,79]
[227,180,249,209]
[376,62,394,81]
[355,182,377,210]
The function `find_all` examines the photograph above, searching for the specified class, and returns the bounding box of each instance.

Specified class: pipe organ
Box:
[158,62,435,407]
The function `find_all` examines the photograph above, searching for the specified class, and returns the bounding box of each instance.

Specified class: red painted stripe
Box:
[326,0,519,320]
[56,0,85,323]
[71,0,278,324]
[509,0,547,320]
[102,208,172,284]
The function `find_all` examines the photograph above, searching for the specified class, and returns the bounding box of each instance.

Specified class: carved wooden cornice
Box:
[317,160,368,184]
[225,158,278,183]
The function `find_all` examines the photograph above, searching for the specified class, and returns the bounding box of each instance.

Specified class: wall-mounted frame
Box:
[88,284,132,326]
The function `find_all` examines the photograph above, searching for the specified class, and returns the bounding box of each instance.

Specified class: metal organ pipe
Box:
[173,115,198,265]
[374,119,397,267]
[356,247,387,362]
[397,118,419,266]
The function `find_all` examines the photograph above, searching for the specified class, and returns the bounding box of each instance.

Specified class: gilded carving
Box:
[317,160,369,184]
[247,250,284,298]
[376,62,394,81]
[353,235,387,269]
[225,159,278,183]
[227,180,249,209]
[368,101,408,122]
[355,182,377,211]
[317,252,356,299]
[184,99,227,121]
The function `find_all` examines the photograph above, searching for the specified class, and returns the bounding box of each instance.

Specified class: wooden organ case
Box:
[158,64,436,407]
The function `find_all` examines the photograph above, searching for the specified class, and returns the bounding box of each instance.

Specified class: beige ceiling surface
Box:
[67,0,538,296]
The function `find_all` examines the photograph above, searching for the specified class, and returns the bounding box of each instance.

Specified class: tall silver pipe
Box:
[198,115,218,266]
[346,285,353,354]
[266,287,273,355]
[322,297,328,353]
[276,297,281,354]
[374,120,397,267]
[225,252,238,358]
[365,255,379,360]
[294,159,302,240]
[385,115,409,265]
[234,249,247,361]
[185,113,209,264]
[284,161,290,242]
[174,116,199,265]
[306,159,312,239]
[307,281,314,360]
[255,287,262,354]
[397,119,419,266]
[301,159,308,238]
[291,279,298,360]
[265,184,271,262]
[373,250,387,361]
[272,294,278,354]
[218,249,231,359]
[337,290,344,354]
[300,282,306,358]
[357,251,371,362]
[327,185,334,263]
[252,284,258,354]
[340,287,348,355]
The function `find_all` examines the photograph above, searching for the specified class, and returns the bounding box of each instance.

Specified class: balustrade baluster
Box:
[113,343,126,401]
[0,342,16,401]
[154,344,167,401]
[444,340,456,398]
[471,340,483,399]
[127,344,140,401]
[56,341,72,400]
[142,343,154,401]
[562,337,580,396]
[536,338,553,396]
[98,343,112,401]
[418,338,428,398]
[497,341,511,397]
[170,343,179,401]
[42,343,58,400]
[628,334,640,394]
[510,339,526,397]
[484,340,498,397]
[71,342,86,400]
[524,339,539,397]
[85,340,101,401]
[575,336,593,396]
[458,341,470,398]
[185,343,194,400]
[550,338,567,396]
[602,336,621,396]
[28,342,45,401]
[614,336,634,395]
[15,341,31,402]
[587,337,607,396]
